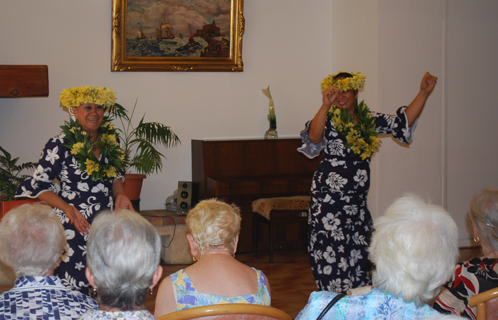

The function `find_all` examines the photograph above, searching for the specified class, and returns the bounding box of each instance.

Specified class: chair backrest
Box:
[156,304,292,320]
[468,287,498,320]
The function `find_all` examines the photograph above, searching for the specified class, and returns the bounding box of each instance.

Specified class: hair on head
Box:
[186,199,241,256]
[469,188,498,252]
[333,72,353,80]
[369,194,458,306]
[86,209,161,310]
[0,204,66,277]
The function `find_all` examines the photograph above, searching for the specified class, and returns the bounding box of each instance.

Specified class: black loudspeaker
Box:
[177,181,199,215]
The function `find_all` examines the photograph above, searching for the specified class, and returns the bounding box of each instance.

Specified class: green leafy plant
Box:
[107,99,180,175]
[0,146,37,201]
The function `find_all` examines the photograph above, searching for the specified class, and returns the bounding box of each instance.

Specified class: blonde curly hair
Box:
[186,199,241,256]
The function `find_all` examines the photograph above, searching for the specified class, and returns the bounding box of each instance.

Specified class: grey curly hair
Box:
[86,209,161,310]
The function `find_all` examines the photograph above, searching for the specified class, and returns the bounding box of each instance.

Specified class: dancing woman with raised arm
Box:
[298,71,437,293]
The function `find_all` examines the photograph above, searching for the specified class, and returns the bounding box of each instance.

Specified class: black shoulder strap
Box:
[316,293,345,320]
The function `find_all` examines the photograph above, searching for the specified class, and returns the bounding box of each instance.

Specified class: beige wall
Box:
[337,0,498,246]
[445,1,498,246]
[2,0,497,247]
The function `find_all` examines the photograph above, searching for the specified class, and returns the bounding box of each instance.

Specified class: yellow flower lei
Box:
[59,86,117,108]
[61,117,125,181]
[329,100,381,160]
[321,71,366,92]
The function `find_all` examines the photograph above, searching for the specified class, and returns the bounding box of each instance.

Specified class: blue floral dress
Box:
[295,288,440,320]
[16,133,123,294]
[298,106,414,294]
[170,268,271,310]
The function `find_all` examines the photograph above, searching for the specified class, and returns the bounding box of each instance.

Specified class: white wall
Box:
[332,0,498,246]
[445,1,498,246]
[2,0,498,247]
[375,1,446,216]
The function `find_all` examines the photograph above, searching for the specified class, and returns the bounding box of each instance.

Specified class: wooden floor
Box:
[0,247,481,319]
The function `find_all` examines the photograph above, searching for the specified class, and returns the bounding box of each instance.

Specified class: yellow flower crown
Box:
[321,71,366,92]
[59,85,117,109]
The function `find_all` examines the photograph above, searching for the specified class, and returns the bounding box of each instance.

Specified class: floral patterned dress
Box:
[170,268,271,310]
[16,133,122,294]
[434,257,498,319]
[298,106,414,294]
[295,288,440,320]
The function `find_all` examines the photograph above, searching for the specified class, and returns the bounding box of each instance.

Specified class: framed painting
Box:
[112,0,244,72]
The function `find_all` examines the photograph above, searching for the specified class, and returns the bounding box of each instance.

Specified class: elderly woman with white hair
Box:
[295,194,459,320]
[0,204,98,319]
[78,209,163,319]
[434,188,498,319]
[154,199,271,317]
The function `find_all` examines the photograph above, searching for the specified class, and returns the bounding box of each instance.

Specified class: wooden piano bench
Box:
[252,196,309,262]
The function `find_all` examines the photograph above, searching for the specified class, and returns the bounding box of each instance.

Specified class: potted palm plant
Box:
[108,100,180,211]
[0,146,38,218]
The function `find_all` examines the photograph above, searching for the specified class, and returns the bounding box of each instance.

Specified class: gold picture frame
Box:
[111,0,244,72]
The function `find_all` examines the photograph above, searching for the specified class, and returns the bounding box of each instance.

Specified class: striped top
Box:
[0,276,98,320]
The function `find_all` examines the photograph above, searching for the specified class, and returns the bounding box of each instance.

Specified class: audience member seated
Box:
[154,199,271,317]
[434,188,498,319]
[78,209,163,319]
[0,204,98,319]
[295,194,459,320]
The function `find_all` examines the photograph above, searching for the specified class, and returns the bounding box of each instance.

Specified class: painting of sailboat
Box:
[156,16,175,40]
[125,0,231,58]
[136,24,146,39]
[112,0,244,71]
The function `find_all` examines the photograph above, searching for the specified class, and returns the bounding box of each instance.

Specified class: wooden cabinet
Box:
[0,65,49,98]
[191,138,322,252]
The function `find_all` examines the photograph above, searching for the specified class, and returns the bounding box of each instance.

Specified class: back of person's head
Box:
[86,209,161,310]
[0,204,66,277]
[186,199,241,256]
[469,188,498,252]
[369,194,458,306]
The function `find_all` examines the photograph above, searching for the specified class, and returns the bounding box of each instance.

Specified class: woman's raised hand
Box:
[322,85,340,108]
[420,72,438,95]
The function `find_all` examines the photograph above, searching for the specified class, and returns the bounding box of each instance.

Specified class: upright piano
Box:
[192,138,322,252]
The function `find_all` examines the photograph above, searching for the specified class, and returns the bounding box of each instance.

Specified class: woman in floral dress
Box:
[298,71,437,293]
[16,86,134,294]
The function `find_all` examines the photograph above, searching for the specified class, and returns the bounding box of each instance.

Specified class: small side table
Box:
[140,209,193,265]
[252,196,309,262]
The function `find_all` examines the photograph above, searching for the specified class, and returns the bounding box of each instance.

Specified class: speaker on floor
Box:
[177,181,199,216]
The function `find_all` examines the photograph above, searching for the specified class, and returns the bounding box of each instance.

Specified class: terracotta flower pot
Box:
[123,174,146,201]
[123,174,146,213]
[0,198,40,220]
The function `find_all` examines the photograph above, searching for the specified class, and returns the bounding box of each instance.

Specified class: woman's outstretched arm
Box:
[405,72,438,127]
